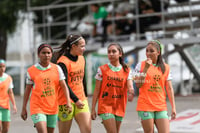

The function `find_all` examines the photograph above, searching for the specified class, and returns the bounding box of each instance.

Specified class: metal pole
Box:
[20,0,31,96]
[161,0,168,63]
[161,0,166,38]
[135,0,140,40]
[43,10,46,40]
[20,23,25,96]
[111,1,116,41]
[188,0,194,34]
[67,7,70,35]
[47,9,51,44]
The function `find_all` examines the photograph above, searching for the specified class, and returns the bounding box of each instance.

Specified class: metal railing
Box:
[27,0,200,47]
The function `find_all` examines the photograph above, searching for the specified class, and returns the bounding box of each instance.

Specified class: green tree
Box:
[0,0,89,60]
[0,0,25,60]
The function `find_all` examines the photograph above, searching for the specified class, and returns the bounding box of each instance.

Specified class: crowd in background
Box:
[87,0,190,42]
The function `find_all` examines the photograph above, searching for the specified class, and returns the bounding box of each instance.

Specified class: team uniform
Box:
[26,63,65,128]
[134,61,172,120]
[0,73,14,122]
[57,55,89,122]
[95,63,132,121]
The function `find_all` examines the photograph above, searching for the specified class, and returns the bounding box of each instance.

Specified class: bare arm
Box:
[91,79,102,120]
[127,80,134,102]
[59,80,72,113]
[166,80,176,120]
[8,89,17,113]
[21,84,32,121]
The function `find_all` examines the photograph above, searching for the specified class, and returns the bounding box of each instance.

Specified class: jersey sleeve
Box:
[127,69,133,80]
[56,65,66,81]
[95,67,102,80]
[133,62,141,76]
[167,68,173,80]
[26,71,33,85]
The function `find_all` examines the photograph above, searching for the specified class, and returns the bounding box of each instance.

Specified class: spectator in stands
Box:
[116,0,135,16]
[149,0,169,13]
[90,4,108,37]
[139,0,161,32]
[138,0,165,38]
[120,13,136,35]
[106,11,136,37]
[106,11,127,36]
[106,1,136,36]
[88,4,108,46]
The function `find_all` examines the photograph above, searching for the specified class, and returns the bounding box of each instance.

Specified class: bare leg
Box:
[34,121,48,133]
[2,122,10,133]
[0,121,2,133]
[58,120,73,133]
[102,118,118,133]
[115,121,122,133]
[141,119,155,133]
[75,112,91,133]
[155,119,169,133]
[47,127,55,133]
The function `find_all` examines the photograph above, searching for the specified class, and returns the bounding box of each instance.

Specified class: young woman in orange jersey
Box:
[0,59,17,133]
[55,34,91,133]
[134,40,176,133]
[21,44,72,133]
[91,43,134,133]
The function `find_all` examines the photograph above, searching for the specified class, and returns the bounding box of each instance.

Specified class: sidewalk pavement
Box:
[10,95,200,133]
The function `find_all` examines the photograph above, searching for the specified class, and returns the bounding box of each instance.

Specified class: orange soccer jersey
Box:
[57,55,86,105]
[0,75,12,109]
[136,61,170,111]
[97,64,130,117]
[28,63,60,115]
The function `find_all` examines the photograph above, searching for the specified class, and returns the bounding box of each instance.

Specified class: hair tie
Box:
[0,59,5,64]
[38,44,53,54]
[70,37,82,45]
[151,40,163,52]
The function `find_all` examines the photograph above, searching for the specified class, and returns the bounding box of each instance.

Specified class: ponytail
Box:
[119,56,128,73]
[54,34,82,60]
[149,40,165,74]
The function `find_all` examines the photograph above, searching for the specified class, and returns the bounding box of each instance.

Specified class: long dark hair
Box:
[54,34,82,60]
[148,40,165,74]
[108,43,128,72]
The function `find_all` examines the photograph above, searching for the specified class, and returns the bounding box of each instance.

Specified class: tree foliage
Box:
[0,0,26,59]
[0,0,89,59]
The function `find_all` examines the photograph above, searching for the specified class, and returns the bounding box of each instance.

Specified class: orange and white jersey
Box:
[96,64,130,117]
[0,73,13,109]
[27,63,62,115]
[136,61,170,111]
